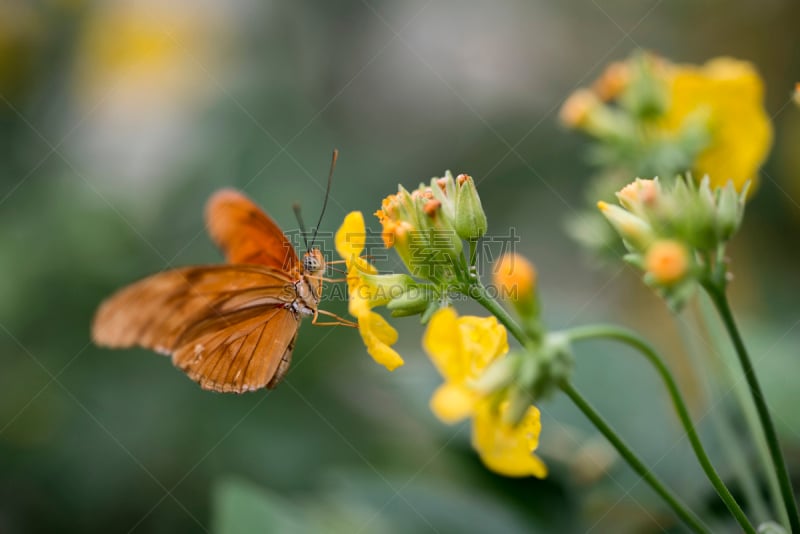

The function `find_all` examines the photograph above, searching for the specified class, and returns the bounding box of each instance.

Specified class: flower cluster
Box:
[328,53,794,530]
[560,52,772,191]
[335,172,565,478]
[374,170,486,284]
[598,176,747,308]
[335,170,494,372]
[562,53,772,259]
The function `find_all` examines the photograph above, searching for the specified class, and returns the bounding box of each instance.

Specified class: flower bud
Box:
[592,61,631,101]
[430,171,457,221]
[559,88,600,129]
[619,52,668,119]
[470,355,518,396]
[597,201,655,252]
[493,253,537,318]
[715,180,746,241]
[387,285,433,317]
[615,178,660,216]
[453,173,488,240]
[645,240,690,285]
[419,197,463,262]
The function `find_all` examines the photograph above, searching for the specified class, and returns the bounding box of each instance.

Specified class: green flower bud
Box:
[503,384,534,427]
[355,272,417,308]
[430,171,457,221]
[619,52,668,120]
[387,285,434,317]
[715,180,746,241]
[470,355,519,396]
[454,174,488,240]
[597,201,655,252]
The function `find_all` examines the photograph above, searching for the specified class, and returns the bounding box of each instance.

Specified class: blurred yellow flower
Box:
[73,1,222,107]
[423,307,509,423]
[473,401,547,478]
[661,58,772,191]
[336,211,404,371]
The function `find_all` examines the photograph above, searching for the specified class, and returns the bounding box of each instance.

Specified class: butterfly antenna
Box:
[292,203,310,251]
[309,148,338,251]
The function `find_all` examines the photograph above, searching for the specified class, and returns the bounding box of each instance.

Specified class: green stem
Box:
[467,282,709,532]
[678,308,771,524]
[704,284,800,533]
[561,382,711,534]
[467,281,528,345]
[566,325,755,534]
[696,294,788,527]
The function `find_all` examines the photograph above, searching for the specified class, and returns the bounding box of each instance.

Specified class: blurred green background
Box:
[2,1,800,532]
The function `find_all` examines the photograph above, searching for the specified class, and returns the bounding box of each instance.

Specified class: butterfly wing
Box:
[92,265,301,393]
[205,189,301,274]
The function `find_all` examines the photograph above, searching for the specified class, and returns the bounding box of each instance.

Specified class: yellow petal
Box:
[335,211,366,259]
[422,307,464,382]
[346,263,390,318]
[458,316,509,374]
[479,448,548,478]
[472,402,547,479]
[358,312,404,371]
[662,58,772,192]
[430,383,477,424]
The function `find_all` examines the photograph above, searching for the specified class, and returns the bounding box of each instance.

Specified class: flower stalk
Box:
[467,280,711,533]
[702,280,800,534]
[564,324,756,534]
[560,381,711,534]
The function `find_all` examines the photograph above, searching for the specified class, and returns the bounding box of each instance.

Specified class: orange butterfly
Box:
[92,151,349,393]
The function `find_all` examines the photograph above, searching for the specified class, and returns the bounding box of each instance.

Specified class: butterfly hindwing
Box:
[92,264,301,392]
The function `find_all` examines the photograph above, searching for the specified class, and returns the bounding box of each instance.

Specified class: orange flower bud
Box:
[593,61,630,101]
[645,240,690,285]
[493,253,537,303]
[559,89,600,128]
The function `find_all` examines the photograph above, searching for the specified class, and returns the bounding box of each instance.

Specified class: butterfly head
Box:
[302,248,326,276]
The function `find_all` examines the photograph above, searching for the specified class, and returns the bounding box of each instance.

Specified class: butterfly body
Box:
[92,189,327,393]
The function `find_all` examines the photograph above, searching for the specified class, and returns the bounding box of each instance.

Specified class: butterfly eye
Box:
[303,254,320,273]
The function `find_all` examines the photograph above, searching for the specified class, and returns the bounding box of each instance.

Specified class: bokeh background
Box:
[2,1,800,532]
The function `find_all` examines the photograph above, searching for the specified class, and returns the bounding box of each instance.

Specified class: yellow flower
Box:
[423,307,509,423]
[336,211,404,371]
[472,401,547,478]
[73,2,223,108]
[661,57,772,191]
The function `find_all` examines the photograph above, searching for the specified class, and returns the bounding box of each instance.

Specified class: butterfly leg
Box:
[312,308,357,327]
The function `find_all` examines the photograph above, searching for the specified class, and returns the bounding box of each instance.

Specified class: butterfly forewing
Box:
[205,189,301,274]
